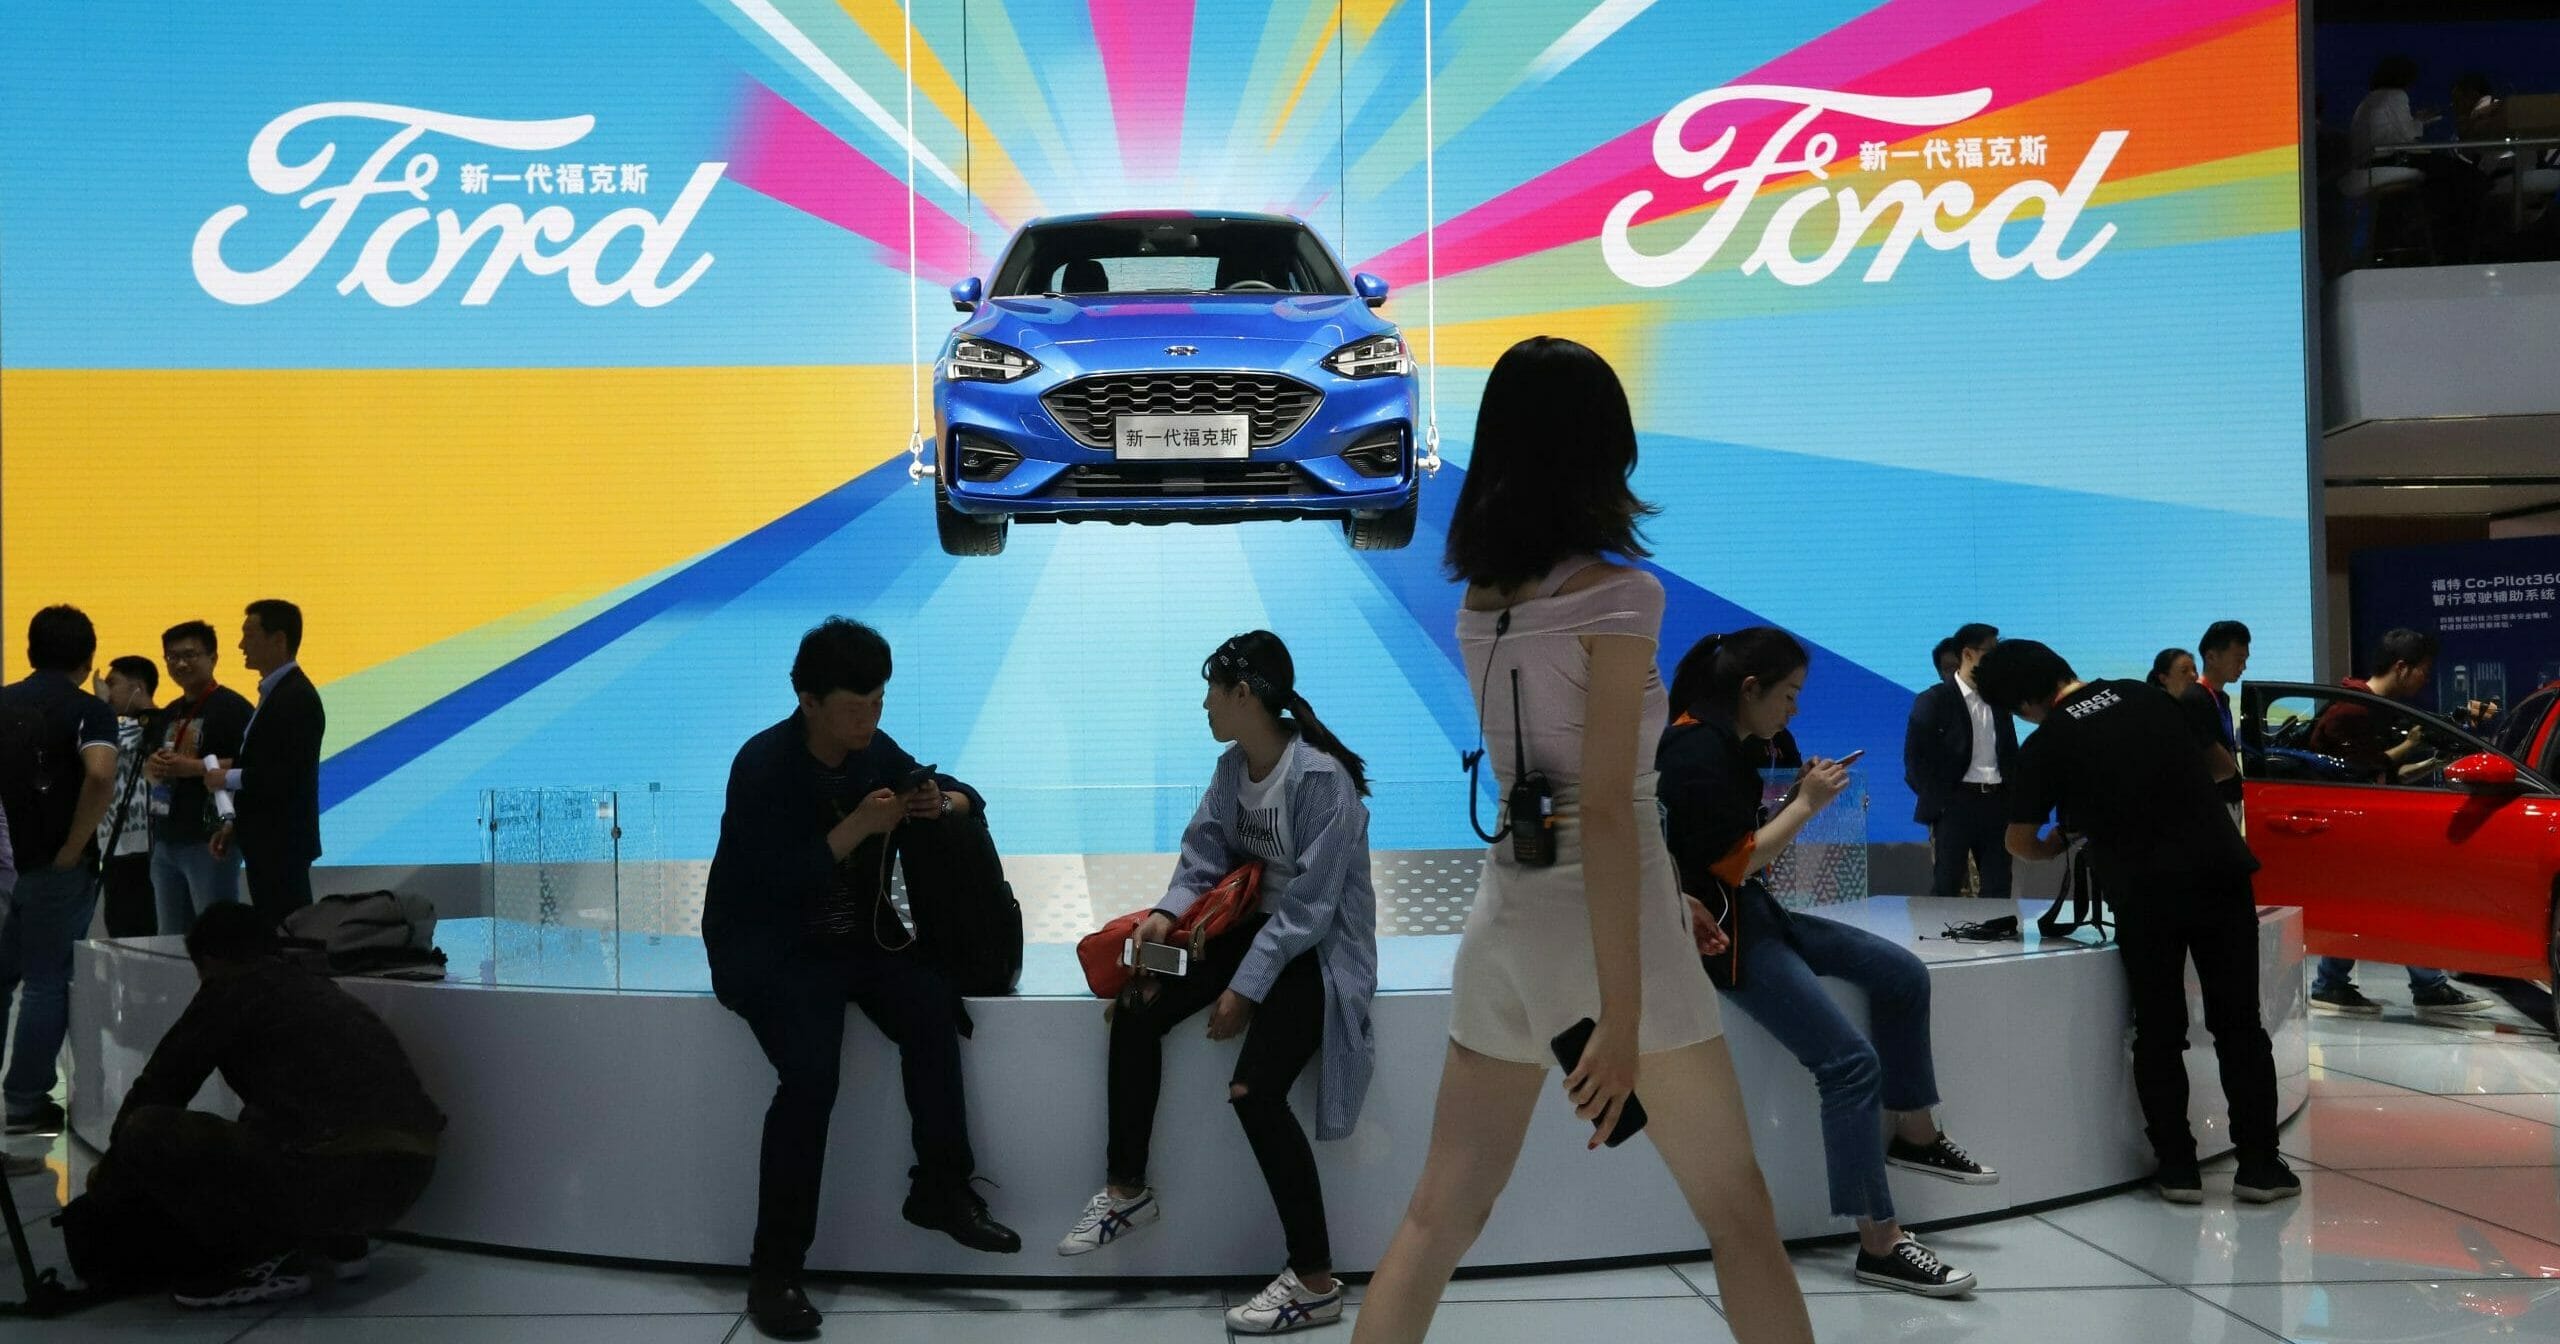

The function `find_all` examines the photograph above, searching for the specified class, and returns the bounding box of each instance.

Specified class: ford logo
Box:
[1164,344,1198,357]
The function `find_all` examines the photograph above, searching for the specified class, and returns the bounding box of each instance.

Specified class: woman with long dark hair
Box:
[1661,628,1997,1298]
[1056,631,1378,1336]
[2148,648,2199,701]
[1353,338,1813,1344]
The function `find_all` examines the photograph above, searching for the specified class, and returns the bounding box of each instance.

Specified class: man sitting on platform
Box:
[69,902,444,1307]
[1979,640,2296,1207]
[705,617,1020,1341]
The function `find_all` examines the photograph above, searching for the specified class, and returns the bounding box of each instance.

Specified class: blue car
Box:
[932,211,1421,556]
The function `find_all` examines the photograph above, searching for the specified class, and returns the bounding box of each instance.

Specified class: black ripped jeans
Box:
[1105,918,1330,1274]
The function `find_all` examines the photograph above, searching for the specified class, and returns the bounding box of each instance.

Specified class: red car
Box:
[2240,680,2560,984]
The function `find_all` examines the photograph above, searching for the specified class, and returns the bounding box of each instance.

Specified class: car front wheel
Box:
[936,484,1009,556]
[1343,490,1419,552]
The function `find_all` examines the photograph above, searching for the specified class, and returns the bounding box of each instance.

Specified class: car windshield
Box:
[991,219,1349,298]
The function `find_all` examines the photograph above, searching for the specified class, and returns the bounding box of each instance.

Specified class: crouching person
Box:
[68,903,443,1307]
[706,618,1019,1342]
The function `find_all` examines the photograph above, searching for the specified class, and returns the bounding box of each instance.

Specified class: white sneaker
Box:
[1055,1187,1161,1256]
[1226,1267,1345,1334]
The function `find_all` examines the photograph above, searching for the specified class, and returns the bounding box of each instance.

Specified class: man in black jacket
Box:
[1902,623,2017,900]
[206,601,325,923]
[707,618,1018,1340]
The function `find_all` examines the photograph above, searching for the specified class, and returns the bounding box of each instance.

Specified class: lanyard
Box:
[164,682,219,755]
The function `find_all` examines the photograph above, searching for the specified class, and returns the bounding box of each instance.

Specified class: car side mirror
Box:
[950,276,983,312]
[1354,272,1389,308]
[2444,751,2521,791]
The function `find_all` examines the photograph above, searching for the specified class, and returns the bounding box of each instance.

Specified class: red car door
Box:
[2243,683,2559,979]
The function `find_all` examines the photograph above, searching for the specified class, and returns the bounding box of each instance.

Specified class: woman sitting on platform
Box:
[1657,627,1998,1298]
[1056,630,1378,1337]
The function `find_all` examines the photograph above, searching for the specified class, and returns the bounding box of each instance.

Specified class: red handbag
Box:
[1078,862,1264,999]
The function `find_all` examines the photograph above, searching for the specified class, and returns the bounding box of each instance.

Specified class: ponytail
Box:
[1283,692,1372,798]
[1671,627,1809,721]
[1204,630,1371,797]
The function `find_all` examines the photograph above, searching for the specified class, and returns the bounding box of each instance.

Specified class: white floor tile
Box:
[2041,1165,2560,1285]
[1683,1215,2163,1296]
[0,1315,250,1344]
[2455,1093,2560,1126]
[2202,1280,2560,1342]
[2307,1012,2548,1050]
[2279,1092,2560,1171]
[749,1305,1240,1342]
[237,1314,739,1343]
[2305,1065,2421,1099]
[277,1244,741,1317]
[1354,1294,1737,1343]
[1339,1264,1696,1306]
[2309,1041,2560,1096]
[812,1280,1223,1313]
[1797,1286,2276,1343]
[2352,1165,2560,1244]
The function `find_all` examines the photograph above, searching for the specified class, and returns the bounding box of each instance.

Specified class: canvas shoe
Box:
[1886,1132,1999,1184]
[1853,1237,1977,1297]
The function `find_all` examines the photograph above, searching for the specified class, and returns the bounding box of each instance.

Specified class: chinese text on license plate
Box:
[1114,414,1251,461]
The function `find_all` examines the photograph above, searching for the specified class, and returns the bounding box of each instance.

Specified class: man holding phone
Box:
[703,619,1019,1341]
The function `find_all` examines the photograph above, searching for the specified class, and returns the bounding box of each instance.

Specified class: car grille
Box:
[1047,463,1313,499]
[1042,373,1321,449]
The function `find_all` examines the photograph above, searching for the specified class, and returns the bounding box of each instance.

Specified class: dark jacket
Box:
[234,667,326,864]
[1901,676,2019,824]
[701,713,980,1007]
[116,959,443,1151]
[1656,711,1775,991]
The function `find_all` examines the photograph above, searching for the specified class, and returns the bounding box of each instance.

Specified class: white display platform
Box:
[68,896,2307,1277]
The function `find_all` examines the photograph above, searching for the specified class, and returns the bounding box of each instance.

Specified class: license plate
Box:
[1113,414,1251,460]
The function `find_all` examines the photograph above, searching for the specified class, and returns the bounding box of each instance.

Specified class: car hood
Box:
[962,294,1389,359]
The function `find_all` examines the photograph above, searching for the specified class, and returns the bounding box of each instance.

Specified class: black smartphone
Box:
[1549,1017,1647,1148]
[895,763,938,794]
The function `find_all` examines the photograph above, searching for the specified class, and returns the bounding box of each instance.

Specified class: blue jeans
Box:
[0,864,100,1115]
[150,838,243,937]
[1720,895,1940,1222]
[2313,958,2449,995]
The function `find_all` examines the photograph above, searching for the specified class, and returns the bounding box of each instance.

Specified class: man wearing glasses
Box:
[143,621,256,935]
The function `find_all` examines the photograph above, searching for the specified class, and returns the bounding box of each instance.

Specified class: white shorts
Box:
[1447,792,1721,1066]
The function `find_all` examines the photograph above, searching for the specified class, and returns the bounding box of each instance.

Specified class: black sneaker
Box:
[172,1252,314,1309]
[1887,1133,1999,1185]
[1853,1237,1977,1297]
[2412,982,2493,1015]
[2310,984,2383,1016]
[2233,1153,2302,1204]
[2153,1162,2205,1205]
[316,1234,371,1282]
[903,1175,1023,1254]
[747,1274,822,1341]
[1,1099,64,1137]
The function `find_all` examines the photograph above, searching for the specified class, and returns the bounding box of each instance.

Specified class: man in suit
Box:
[1903,623,2017,900]
[207,600,325,923]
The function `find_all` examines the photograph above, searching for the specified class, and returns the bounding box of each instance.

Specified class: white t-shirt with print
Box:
[1233,749,1300,907]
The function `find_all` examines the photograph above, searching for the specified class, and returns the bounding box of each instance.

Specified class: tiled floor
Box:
[6,983,2557,1341]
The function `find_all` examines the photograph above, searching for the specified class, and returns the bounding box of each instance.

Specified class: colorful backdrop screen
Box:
[0,0,2312,867]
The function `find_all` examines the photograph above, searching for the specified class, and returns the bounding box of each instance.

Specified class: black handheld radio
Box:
[1465,610,1559,867]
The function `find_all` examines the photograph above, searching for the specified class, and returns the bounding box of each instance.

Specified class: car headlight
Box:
[944,337,1040,383]
[1324,335,1409,379]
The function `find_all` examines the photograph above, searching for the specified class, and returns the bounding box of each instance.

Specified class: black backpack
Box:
[0,698,81,866]
[896,812,1023,997]
[2039,841,2114,944]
